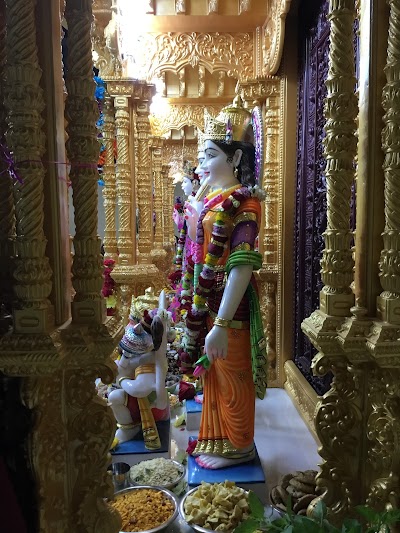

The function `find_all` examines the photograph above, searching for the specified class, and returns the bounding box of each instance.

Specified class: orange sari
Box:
[194,196,261,456]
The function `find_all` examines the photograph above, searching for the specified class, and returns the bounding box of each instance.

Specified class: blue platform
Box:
[111,421,171,465]
[186,398,203,413]
[185,397,203,431]
[187,436,266,501]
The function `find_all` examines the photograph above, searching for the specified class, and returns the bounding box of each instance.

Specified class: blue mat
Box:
[187,437,265,485]
[111,420,170,455]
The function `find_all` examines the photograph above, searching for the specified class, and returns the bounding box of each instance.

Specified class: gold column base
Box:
[377,293,400,325]
[319,289,355,317]
[13,306,55,334]
[71,299,106,325]
[284,361,320,445]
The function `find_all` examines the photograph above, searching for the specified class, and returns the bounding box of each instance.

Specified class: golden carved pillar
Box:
[150,137,168,273]
[114,95,134,265]
[301,0,361,520]
[135,99,154,263]
[4,0,53,333]
[238,78,282,387]
[106,80,162,315]
[65,0,105,324]
[102,93,118,261]
[0,0,14,312]
[365,0,400,511]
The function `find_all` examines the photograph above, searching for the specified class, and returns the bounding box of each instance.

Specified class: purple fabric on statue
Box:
[231,220,258,250]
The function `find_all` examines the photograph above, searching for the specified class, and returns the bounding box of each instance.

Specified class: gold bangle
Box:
[118,376,131,387]
[214,316,231,328]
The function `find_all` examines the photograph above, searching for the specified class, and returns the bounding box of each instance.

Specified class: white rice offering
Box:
[129,458,184,486]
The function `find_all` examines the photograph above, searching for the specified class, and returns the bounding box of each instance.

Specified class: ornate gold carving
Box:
[208,0,218,14]
[256,272,278,384]
[102,93,118,261]
[150,137,167,276]
[378,0,400,324]
[199,65,206,97]
[150,104,223,138]
[162,164,175,251]
[114,95,134,265]
[120,33,254,82]
[163,142,197,178]
[92,0,122,79]
[284,360,319,444]
[0,0,14,311]
[65,0,105,324]
[175,0,186,14]
[239,0,251,14]
[320,0,358,316]
[262,0,292,76]
[136,101,154,261]
[217,71,226,97]
[4,0,53,333]
[366,367,400,511]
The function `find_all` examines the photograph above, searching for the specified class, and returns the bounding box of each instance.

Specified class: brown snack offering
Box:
[280,473,293,489]
[286,485,303,499]
[298,508,308,516]
[271,486,283,505]
[289,477,316,494]
[296,471,317,485]
[293,494,316,513]
[276,485,289,504]
[276,503,287,512]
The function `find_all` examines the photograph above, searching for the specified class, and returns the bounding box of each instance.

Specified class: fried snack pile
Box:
[184,481,249,532]
[111,488,175,532]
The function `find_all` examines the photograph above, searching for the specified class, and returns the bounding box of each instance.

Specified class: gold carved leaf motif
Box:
[122,32,254,81]
[262,0,292,75]
[150,104,223,137]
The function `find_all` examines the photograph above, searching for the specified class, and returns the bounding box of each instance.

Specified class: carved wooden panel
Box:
[293,0,331,396]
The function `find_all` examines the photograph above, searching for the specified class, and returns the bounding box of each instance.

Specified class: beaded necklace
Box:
[183,184,253,360]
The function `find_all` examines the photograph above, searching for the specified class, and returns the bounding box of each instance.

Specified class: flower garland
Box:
[183,184,256,361]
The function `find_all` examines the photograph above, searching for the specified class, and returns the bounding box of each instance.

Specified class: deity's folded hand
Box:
[204,325,228,363]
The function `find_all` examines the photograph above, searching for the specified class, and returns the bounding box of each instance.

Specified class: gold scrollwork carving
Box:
[119,32,254,82]
[262,0,293,76]
[150,104,223,138]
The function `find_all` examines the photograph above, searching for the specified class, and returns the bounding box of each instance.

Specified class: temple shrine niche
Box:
[1,0,400,531]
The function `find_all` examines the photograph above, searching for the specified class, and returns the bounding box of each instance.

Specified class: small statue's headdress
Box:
[204,95,252,145]
[119,321,154,356]
[174,196,184,214]
[182,160,196,179]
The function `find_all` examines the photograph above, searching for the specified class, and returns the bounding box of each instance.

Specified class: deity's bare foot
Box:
[115,426,140,443]
[195,446,255,470]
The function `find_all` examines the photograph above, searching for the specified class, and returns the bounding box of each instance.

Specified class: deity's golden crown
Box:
[204,95,252,144]
[197,128,205,151]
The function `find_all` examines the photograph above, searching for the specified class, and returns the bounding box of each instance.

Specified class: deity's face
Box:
[195,151,207,183]
[182,176,193,197]
[201,140,237,189]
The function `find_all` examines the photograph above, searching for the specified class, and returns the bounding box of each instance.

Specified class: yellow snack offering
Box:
[184,481,250,532]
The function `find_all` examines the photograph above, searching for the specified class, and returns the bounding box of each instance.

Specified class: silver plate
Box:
[114,485,179,533]
[129,459,186,490]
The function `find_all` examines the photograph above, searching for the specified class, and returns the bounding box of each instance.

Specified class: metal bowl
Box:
[179,485,248,533]
[129,459,186,490]
[113,486,179,533]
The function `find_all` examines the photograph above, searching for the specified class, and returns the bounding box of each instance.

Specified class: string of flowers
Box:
[182,185,254,363]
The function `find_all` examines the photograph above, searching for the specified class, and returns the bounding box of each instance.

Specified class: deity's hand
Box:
[187,196,204,216]
[184,201,200,241]
[205,325,228,363]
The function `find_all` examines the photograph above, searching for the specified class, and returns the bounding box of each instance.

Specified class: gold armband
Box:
[118,376,131,387]
[214,316,231,328]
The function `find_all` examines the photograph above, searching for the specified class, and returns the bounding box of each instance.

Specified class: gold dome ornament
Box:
[204,94,252,144]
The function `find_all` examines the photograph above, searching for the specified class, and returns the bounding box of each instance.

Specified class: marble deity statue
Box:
[183,95,268,469]
[109,292,169,450]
